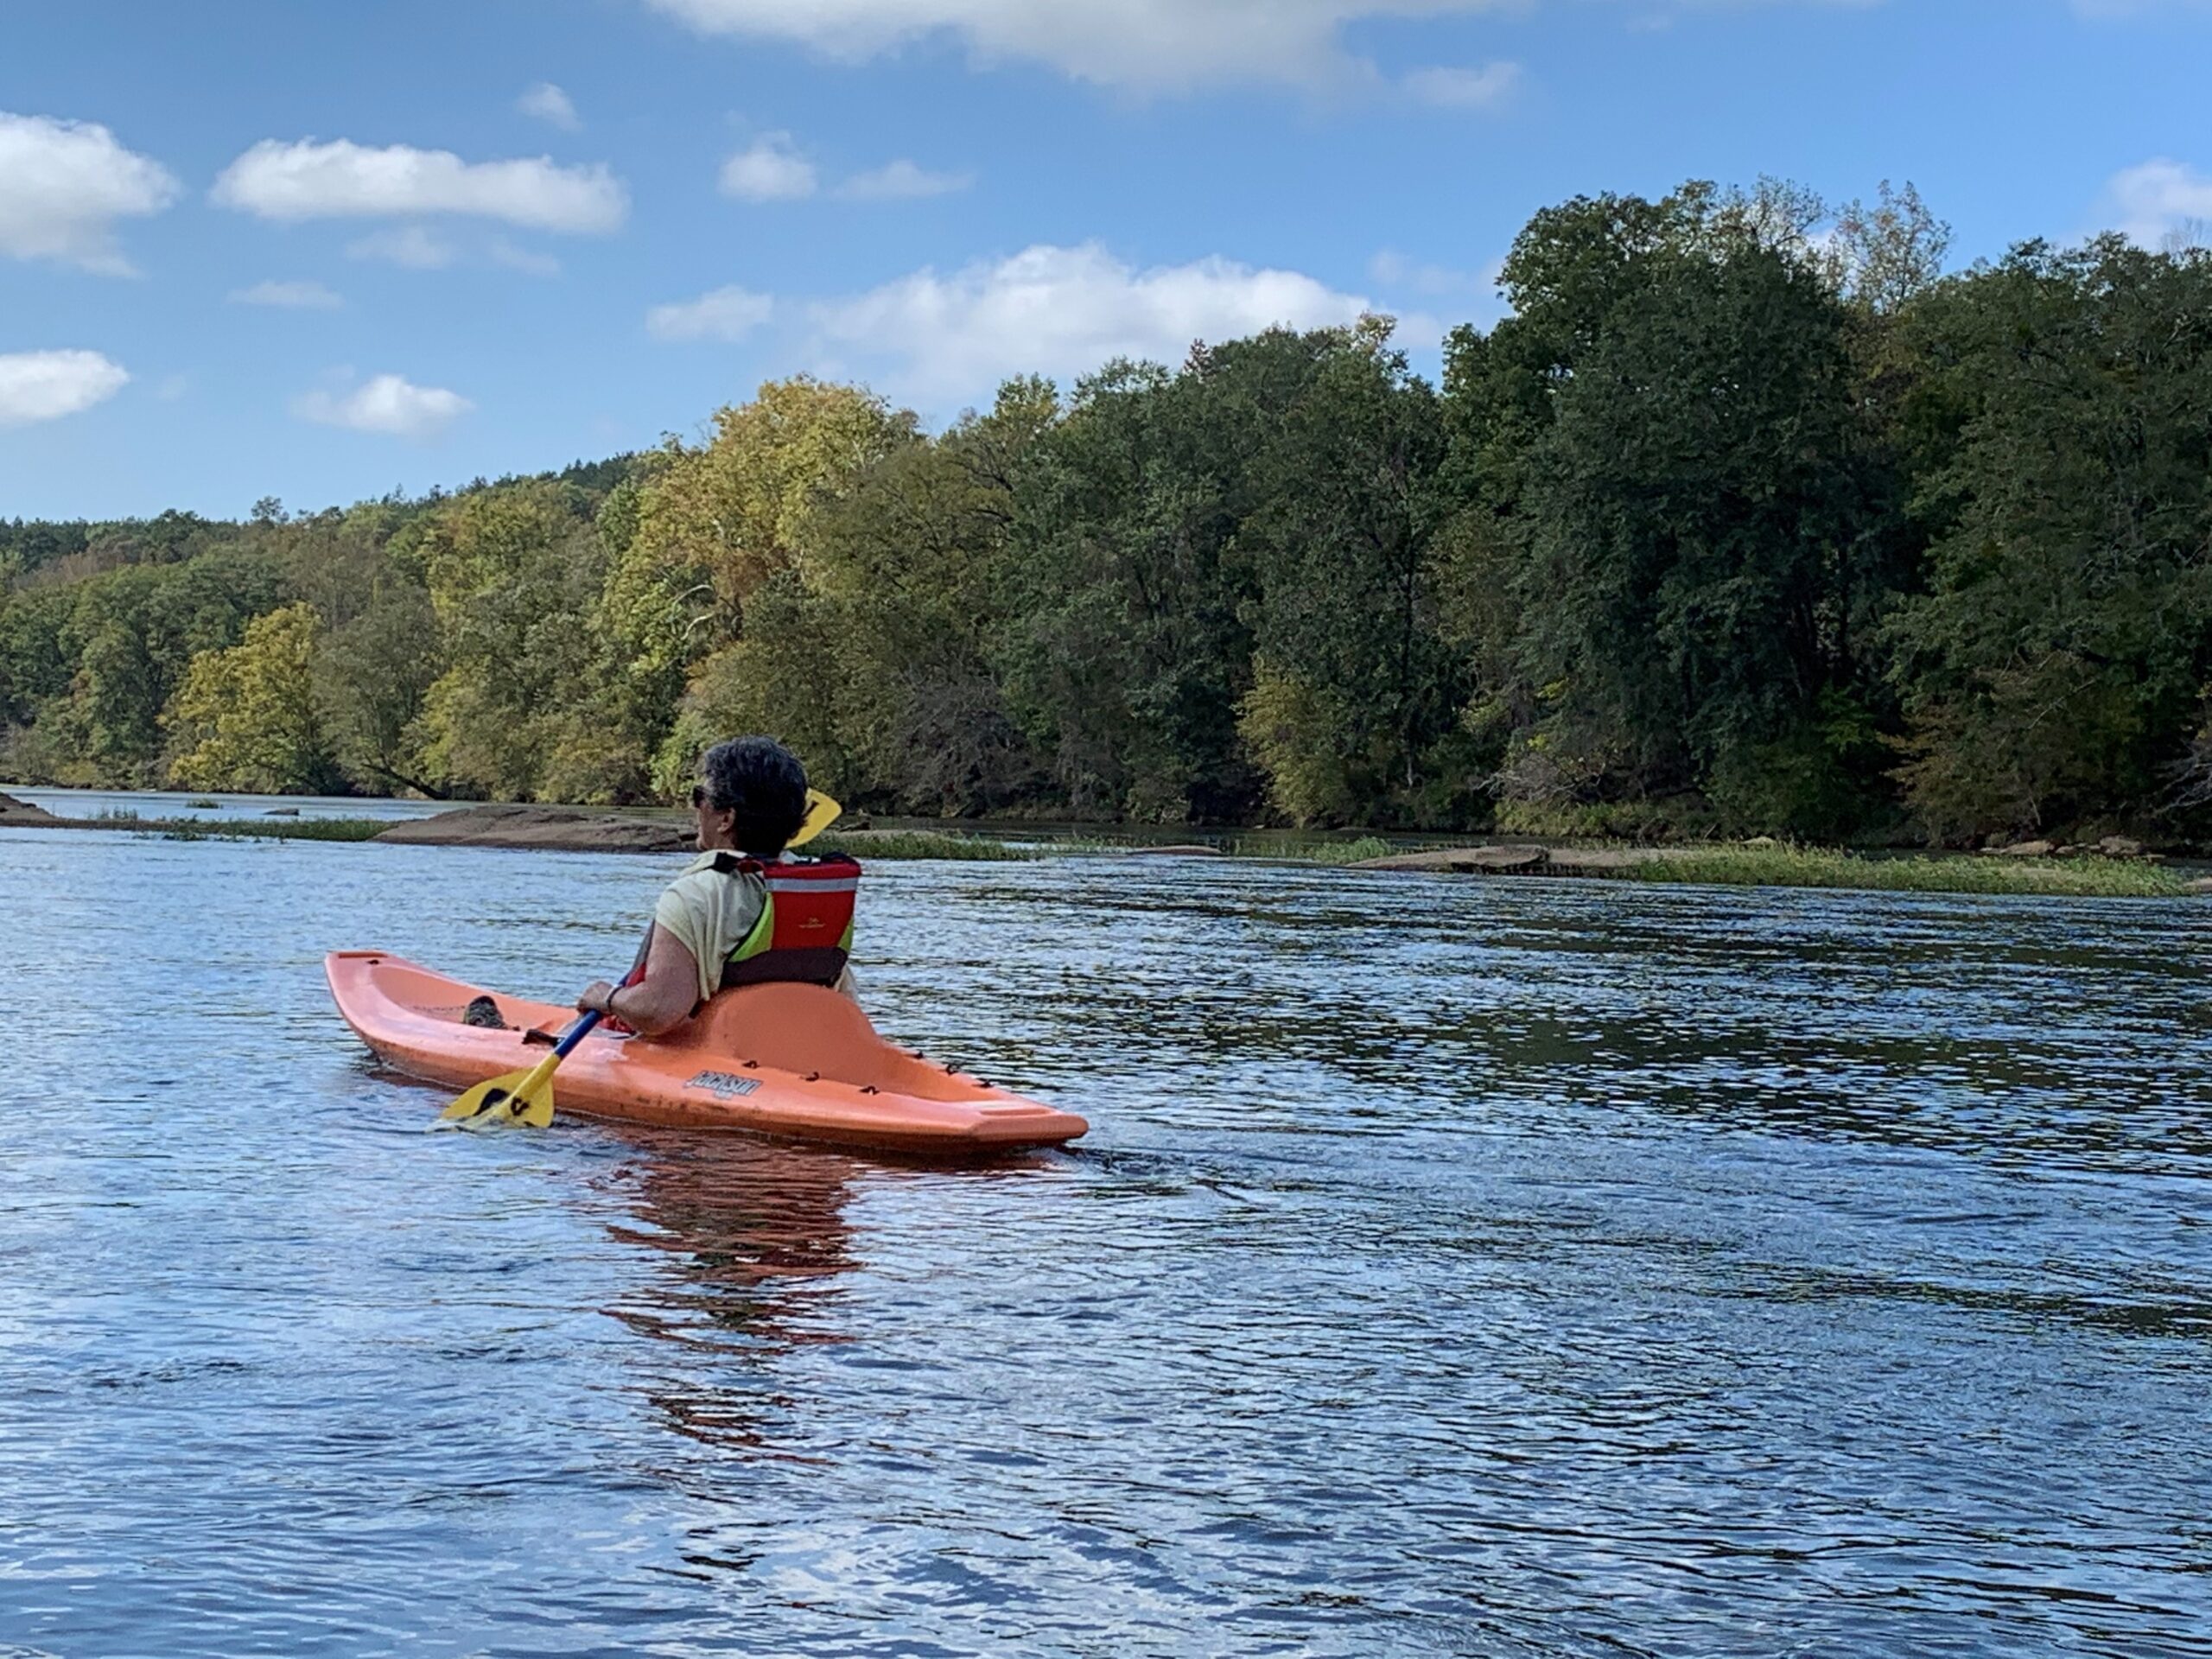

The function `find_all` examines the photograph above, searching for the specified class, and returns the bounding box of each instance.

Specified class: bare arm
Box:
[576,926,702,1039]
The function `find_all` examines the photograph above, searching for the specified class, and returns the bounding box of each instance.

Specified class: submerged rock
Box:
[374,804,689,854]
[1359,845,1551,874]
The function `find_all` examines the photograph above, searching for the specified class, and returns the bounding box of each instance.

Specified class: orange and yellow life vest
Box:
[712,851,860,989]
[613,854,861,1026]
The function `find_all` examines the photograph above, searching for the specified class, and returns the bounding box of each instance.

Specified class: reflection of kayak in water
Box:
[325,950,1089,1154]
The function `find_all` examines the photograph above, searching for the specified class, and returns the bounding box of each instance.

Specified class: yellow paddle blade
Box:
[793,789,842,848]
[436,1054,560,1131]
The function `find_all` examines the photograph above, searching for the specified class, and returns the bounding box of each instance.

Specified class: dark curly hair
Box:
[700,735,809,855]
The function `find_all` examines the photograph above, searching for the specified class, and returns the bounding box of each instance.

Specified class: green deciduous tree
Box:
[621,378,919,795]
[315,583,443,798]
[404,480,605,799]
[165,602,344,793]
[35,548,288,784]
[1886,238,2212,839]
[1445,183,1910,836]
[1236,319,1466,825]
[1006,331,1372,821]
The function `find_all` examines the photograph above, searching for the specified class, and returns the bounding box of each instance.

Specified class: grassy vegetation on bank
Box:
[1626,844,2193,899]
[94,810,391,843]
[813,830,1035,861]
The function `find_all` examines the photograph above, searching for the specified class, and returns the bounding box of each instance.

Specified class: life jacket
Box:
[712,851,860,989]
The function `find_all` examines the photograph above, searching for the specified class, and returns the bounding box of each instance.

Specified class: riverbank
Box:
[6,793,2204,897]
[1352,839,2200,898]
[0,795,1029,861]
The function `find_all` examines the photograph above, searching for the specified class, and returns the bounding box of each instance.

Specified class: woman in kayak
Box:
[574,736,859,1038]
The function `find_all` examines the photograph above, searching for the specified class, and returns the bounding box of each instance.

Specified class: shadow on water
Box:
[595,1135,862,1351]
[582,1126,1074,1457]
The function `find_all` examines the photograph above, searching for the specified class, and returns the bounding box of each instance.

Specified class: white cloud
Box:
[2100,158,2212,248]
[347,224,458,268]
[720,135,817,201]
[1367,249,1504,335]
[650,0,2192,91]
[518,82,581,130]
[213,139,627,232]
[719,137,969,203]
[231,278,345,308]
[346,223,561,274]
[644,0,1567,91]
[0,112,178,273]
[647,284,776,340]
[0,349,130,426]
[1368,248,1505,296]
[836,158,974,200]
[806,242,1372,403]
[487,238,563,276]
[295,373,472,439]
[1401,60,1522,109]
[1370,249,1441,293]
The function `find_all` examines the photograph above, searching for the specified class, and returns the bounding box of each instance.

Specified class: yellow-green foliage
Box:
[1238,658,1359,826]
[165,602,339,793]
[626,379,919,796]
[404,480,601,800]
[626,377,916,614]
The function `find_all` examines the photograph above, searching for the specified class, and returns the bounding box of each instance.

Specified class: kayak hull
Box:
[324,951,1087,1154]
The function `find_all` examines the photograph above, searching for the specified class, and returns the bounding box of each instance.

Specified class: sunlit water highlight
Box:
[0,823,2206,1656]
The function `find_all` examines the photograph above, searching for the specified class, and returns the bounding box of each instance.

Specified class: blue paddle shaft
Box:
[553,1008,603,1058]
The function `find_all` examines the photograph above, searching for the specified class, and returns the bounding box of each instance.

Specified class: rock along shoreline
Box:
[5,793,2206,898]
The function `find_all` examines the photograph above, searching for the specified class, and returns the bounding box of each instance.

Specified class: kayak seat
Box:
[666,981,982,1102]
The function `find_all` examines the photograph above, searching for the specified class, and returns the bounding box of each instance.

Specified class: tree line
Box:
[4,180,2209,845]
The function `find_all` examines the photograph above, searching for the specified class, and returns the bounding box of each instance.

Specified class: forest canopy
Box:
[6,180,2210,846]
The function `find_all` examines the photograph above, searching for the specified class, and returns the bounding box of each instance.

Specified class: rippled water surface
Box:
[2,823,2208,1657]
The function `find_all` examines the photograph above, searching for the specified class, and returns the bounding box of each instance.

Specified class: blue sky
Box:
[3,0,2209,521]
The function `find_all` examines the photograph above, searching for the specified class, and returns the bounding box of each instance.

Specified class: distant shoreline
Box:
[6,792,2203,900]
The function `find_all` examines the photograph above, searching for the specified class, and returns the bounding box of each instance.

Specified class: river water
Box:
[0,822,2205,1657]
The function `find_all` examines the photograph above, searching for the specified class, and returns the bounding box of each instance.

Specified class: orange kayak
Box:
[325,950,1089,1154]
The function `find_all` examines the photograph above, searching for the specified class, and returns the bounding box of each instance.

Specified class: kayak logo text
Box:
[686,1070,763,1098]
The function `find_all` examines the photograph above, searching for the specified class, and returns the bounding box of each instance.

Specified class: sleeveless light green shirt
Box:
[650,851,858,1006]
[652,852,768,1007]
